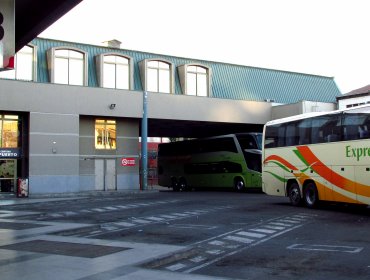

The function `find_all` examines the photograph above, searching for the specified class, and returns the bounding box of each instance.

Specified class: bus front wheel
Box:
[288,182,302,206]
[178,178,189,191]
[303,182,319,208]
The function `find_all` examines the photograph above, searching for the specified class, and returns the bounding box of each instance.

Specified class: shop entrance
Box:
[0,159,17,193]
[94,159,116,191]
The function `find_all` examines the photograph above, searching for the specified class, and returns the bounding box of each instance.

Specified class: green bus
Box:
[157,133,262,191]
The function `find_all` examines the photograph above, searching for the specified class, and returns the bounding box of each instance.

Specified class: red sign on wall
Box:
[121,157,136,166]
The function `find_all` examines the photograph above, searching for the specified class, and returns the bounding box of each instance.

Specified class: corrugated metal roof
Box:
[33,37,341,104]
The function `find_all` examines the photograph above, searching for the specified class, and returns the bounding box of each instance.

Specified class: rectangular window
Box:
[0,115,19,148]
[95,120,116,150]
[147,68,158,92]
[54,57,69,84]
[0,45,34,81]
[159,69,170,93]
[69,58,84,86]
[103,63,116,88]
[187,72,197,96]
[197,73,207,97]
[116,64,129,89]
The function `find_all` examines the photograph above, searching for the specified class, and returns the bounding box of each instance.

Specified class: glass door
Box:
[0,159,17,193]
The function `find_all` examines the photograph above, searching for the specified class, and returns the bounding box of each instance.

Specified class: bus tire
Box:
[303,182,319,208]
[178,178,188,191]
[171,178,180,192]
[234,177,245,192]
[288,181,302,206]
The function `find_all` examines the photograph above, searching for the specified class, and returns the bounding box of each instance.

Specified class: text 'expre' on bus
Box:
[157,133,262,191]
[262,104,370,208]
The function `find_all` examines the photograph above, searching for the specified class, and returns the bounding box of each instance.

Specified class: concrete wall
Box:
[29,112,80,193]
[79,117,140,192]
[271,101,336,120]
[148,92,272,124]
[337,95,370,110]
[0,79,275,193]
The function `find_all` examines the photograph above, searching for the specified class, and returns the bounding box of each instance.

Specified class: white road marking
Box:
[114,222,135,227]
[184,224,304,273]
[145,217,165,221]
[250,228,276,234]
[91,208,105,212]
[264,225,286,230]
[206,249,225,255]
[237,231,266,239]
[208,240,225,246]
[131,219,151,224]
[269,222,289,227]
[190,256,208,263]
[287,244,364,253]
[166,263,187,271]
[224,235,254,244]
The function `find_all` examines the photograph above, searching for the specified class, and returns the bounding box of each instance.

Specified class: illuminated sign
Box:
[0,148,20,158]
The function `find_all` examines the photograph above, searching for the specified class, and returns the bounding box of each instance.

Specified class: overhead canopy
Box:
[15,0,82,52]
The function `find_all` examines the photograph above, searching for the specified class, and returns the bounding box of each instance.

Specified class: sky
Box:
[40,0,370,94]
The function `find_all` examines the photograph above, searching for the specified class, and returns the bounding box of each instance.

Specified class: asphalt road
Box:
[1,189,370,280]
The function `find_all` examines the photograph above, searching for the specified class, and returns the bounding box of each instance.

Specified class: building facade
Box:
[0,38,341,195]
[337,85,370,110]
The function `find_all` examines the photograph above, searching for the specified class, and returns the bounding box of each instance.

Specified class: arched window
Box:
[139,59,173,93]
[47,47,88,86]
[103,55,129,89]
[186,65,208,97]
[178,64,211,97]
[0,45,37,81]
[96,53,132,90]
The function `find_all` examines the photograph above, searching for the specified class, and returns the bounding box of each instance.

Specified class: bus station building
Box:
[0,37,341,195]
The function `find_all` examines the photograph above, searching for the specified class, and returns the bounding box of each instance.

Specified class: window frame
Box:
[94,119,117,150]
[95,53,133,90]
[47,46,88,86]
[178,63,212,97]
[139,59,174,94]
[0,44,37,81]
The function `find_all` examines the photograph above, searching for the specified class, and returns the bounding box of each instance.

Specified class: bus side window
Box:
[298,119,311,145]
[342,113,370,140]
[265,126,278,148]
[359,125,369,139]
[286,122,299,146]
[323,114,341,142]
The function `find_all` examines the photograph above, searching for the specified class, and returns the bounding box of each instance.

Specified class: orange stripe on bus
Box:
[297,146,370,197]
[264,155,298,171]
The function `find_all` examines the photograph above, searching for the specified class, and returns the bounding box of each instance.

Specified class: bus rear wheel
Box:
[288,182,302,206]
[303,182,319,208]
[234,177,245,192]
[171,178,180,192]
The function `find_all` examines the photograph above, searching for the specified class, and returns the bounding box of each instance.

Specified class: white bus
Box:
[158,133,262,191]
[262,104,370,207]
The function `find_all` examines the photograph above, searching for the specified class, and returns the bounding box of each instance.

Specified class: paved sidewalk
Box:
[0,185,165,206]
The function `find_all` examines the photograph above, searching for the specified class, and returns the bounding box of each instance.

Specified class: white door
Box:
[95,159,104,190]
[105,159,116,190]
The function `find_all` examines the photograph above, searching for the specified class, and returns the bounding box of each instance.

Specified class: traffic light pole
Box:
[141,91,148,190]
